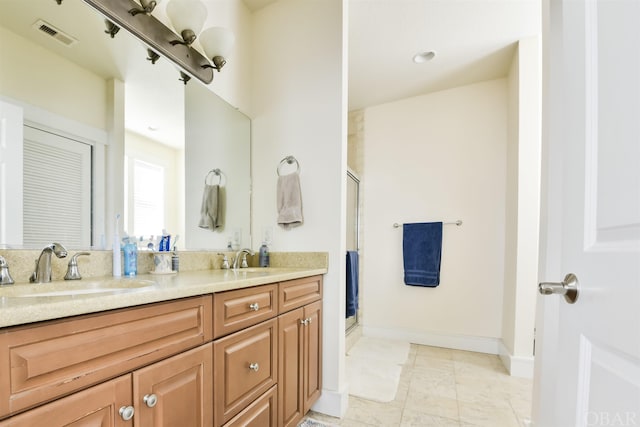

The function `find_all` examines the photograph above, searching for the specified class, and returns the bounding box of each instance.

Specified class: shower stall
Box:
[346,170,360,333]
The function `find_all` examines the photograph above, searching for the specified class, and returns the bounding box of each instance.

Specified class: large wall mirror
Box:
[0,0,251,251]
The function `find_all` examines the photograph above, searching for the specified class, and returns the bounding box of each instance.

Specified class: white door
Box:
[534,0,640,426]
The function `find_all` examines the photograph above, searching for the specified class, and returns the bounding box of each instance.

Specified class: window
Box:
[125,158,165,237]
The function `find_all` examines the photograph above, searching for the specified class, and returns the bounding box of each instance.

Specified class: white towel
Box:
[199,184,224,229]
[277,172,303,228]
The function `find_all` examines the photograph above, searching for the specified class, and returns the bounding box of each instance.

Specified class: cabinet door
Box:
[133,344,213,427]
[277,308,304,427]
[223,386,277,427]
[303,300,322,412]
[214,319,277,427]
[0,375,132,427]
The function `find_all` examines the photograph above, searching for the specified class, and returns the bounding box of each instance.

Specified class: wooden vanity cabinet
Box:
[277,278,323,427]
[0,344,213,427]
[0,274,323,427]
[0,295,212,425]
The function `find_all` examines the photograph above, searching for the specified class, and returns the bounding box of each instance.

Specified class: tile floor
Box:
[308,344,533,427]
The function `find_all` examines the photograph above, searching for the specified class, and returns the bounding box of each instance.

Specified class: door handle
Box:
[538,273,579,304]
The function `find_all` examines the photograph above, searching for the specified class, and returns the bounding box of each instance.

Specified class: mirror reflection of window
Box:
[124,132,180,240]
[133,159,165,237]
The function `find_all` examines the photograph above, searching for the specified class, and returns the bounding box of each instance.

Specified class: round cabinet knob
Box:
[119,405,135,421]
[249,362,259,372]
[249,302,259,311]
[143,393,158,408]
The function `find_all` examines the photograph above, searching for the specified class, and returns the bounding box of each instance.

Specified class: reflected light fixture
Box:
[83,0,235,84]
[104,19,120,38]
[146,48,160,64]
[129,0,160,16]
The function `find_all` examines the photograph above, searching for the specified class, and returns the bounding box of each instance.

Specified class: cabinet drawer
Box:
[214,284,278,338]
[0,295,212,418]
[278,276,323,314]
[0,375,131,427]
[223,385,277,427]
[214,318,277,427]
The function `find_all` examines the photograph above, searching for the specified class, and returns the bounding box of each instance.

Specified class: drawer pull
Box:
[143,393,158,408]
[300,319,308,325]
[249,362,260,372]
[306,317,312,324]
[249,302,260,311]
[119,405,135,421]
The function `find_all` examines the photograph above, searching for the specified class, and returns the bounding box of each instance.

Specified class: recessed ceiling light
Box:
[413,51,436,63]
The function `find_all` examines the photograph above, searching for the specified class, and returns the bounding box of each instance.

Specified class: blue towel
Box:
[346,251,359,317]
[402,222,443,287]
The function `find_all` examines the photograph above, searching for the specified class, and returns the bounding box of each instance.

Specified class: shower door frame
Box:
[346,169,360,333]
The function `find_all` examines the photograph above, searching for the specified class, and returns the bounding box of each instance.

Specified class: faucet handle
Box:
[64,252,91,280]
[0,256,15,285]
[241,254,249,268]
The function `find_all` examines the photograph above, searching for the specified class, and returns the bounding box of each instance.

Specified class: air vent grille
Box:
[32,19,78,47]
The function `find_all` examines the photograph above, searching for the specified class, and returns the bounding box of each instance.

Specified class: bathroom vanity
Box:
[0,268,324,427]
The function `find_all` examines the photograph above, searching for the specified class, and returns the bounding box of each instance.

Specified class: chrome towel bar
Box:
[393,220,462,228]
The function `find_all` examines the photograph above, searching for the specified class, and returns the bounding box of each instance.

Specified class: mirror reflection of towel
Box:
[277,172,303,228]
[199,184,225,229]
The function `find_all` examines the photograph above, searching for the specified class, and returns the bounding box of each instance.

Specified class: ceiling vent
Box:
[32,20,78,47]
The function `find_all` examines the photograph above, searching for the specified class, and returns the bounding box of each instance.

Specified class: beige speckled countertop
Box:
[0,267,326,329]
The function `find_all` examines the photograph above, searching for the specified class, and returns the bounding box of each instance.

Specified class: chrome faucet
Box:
[29,242,68,283]
[0,256,15,285]
[232,248,254,269]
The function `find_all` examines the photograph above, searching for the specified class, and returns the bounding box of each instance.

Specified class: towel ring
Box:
[204,168,225,185]
[277,156,300,176]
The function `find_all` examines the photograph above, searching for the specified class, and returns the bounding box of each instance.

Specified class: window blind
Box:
[23,126,91,248]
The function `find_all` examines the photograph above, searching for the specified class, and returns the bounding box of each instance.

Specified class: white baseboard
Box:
[499,342,535,378]
[311,386,349,418]
[362,325,502,355]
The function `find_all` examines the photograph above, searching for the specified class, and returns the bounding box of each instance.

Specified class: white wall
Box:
[361,79,508,353]
[0,27,107,131]
[250,0,348,417]
[190,0,253,113]
[501,37,541,377]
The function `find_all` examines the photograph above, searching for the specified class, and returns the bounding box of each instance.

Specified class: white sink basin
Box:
[3,279,156,299]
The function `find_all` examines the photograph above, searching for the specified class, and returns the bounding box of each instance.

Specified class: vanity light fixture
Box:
[199,26,235,71]
[83,0,235,84]
[166,0,206,46]
[128,0,160,16]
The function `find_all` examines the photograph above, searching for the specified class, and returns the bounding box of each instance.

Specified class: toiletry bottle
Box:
[259,242,270,267]
[172,248,179,272]
[123,239,137,276]
[113,215,121,277]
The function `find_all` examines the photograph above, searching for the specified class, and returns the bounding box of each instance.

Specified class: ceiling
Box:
[0,0,541,147]
[348,0,541,111]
